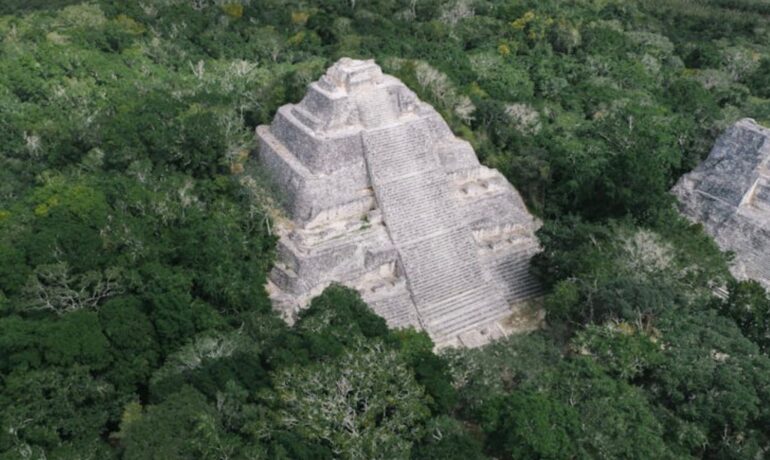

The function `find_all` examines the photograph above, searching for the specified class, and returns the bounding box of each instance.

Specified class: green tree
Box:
[549,358,674,459]
[481,389,579,459]
[647,308,770,458]
[571,323,663,381]
[99,296,160,392]
[746,57,770,98]
[0,366,119,455]
[394,329,457,414]
[411,416,486,460]
[719,280,770,354]
[271,339,431,459]
[121,386,218,460]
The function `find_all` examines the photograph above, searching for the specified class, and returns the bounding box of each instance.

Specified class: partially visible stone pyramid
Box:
[256,58,542,347]
[673,118,770,290]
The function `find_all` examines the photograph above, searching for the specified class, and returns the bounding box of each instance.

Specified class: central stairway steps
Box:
[398,228,481,304]
[481,243,544,304]
[421,287,509,340]
[366,289,421,329]
[362,120,434,184]
[361,118,513,343]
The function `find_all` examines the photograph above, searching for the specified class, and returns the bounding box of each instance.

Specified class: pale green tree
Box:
[272,339,431,459]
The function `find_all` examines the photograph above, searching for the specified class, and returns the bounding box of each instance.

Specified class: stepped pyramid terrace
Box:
[673,118,770,291]
[256,58,543,347]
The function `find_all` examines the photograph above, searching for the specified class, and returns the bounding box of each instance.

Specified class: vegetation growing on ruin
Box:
[1,0,770,458]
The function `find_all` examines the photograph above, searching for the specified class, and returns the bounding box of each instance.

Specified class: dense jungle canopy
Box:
[1,0,770,458]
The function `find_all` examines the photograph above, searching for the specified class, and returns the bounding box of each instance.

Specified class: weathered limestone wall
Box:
[673,118,770,290]
[256,58,543,347]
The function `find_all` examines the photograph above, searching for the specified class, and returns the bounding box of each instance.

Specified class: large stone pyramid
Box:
[256,58,542,347]
[673,118,770,290]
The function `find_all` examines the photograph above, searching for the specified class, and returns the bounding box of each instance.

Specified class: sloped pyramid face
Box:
[673,118,770,290]
[256,58,543,347]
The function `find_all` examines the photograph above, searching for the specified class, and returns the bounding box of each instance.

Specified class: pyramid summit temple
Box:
[256,58,543,347]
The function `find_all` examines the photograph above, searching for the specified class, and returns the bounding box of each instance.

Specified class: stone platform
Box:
[256,58,543,347]
[673,118,770,290]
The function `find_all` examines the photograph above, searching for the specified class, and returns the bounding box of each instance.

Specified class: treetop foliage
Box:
[1,0,770,458]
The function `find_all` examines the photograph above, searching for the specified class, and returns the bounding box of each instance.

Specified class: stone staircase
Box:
[398,229,481,304]
[376,173,456,242]
[485,246,544,304]
[421,287,510,340]
[365,285,421,329]
[362,121,511,342]
[363,121,435,183]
